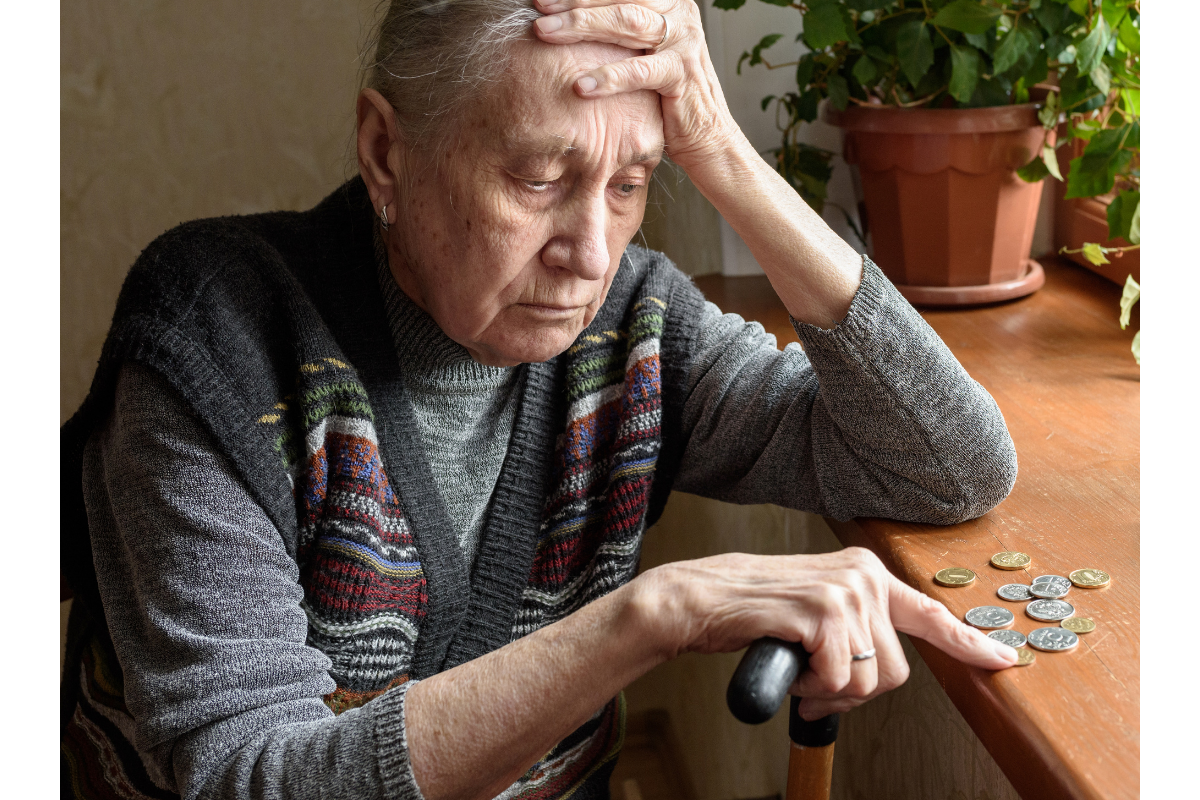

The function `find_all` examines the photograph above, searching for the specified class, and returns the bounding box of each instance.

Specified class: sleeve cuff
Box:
[788,254,897,350]
[371,680,427,800]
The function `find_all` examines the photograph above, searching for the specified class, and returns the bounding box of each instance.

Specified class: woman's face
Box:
[385,40,664,366]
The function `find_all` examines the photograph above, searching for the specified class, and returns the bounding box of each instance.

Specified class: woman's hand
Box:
[632,547,1018,720]
[532,0,742,174]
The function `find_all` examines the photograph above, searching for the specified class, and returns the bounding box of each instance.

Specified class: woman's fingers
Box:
[572,51,685,98]
[535,4,667,51]
[888,579,1018,669]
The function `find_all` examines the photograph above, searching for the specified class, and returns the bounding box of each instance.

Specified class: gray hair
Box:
[364,0,541,148]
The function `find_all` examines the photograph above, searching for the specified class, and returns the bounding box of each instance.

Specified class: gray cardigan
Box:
[81,254,1016,800]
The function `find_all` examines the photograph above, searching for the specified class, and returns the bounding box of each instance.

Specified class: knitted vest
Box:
[61,179,705,800]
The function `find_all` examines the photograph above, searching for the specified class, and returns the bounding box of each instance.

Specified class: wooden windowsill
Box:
[692,256,1139,800]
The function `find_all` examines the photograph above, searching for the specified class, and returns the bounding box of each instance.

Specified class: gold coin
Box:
[990,551,1031,570]
[1014,649,1036,666]
[934,567,976,587]
[1061,617,1096,634]
[1069,568,1111,588]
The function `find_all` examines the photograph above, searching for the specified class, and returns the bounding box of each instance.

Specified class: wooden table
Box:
[693,257,1139,800]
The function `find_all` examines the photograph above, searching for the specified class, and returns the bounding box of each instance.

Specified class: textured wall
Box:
[61,0,382,422]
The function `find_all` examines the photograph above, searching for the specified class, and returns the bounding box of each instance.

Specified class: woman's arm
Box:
[670,260,1017,523]
[90,365,1014,800]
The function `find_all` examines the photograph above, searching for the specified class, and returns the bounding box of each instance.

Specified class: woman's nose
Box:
[541,193,610,281]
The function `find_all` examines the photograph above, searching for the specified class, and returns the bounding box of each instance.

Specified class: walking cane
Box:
[726,638,839,800]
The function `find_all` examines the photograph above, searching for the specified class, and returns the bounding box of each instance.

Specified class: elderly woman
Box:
[61,1,1020,799]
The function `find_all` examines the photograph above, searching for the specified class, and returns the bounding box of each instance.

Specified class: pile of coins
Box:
[933,554,1111,667]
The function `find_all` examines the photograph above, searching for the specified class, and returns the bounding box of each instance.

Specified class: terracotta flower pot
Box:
[822,103,1047,306]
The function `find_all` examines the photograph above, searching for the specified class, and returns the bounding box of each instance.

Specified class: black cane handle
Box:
[726,637,840,746]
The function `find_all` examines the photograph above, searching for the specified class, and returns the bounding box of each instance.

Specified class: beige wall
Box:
[61,4,1017,799]
[62,0,380,422]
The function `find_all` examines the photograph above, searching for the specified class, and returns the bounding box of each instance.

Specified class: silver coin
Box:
[1030,576,1071,597]
[1027,626,1079,652]
[1026,598,1075,621]
[965,606,1015,629]
[987,629,1027,648]
[997,583,1034,602]
[1030,582,1070,599]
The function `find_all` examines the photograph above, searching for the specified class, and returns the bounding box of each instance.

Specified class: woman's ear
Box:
[357,88,404,218]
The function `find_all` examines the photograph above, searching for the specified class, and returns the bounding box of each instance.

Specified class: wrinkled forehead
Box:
[478,39,665,168]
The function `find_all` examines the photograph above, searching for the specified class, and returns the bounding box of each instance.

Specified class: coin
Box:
[988,629,1027,648]
[934,567,976,587]
[1061,617,1096,634]
[1030,575,1071,598]
[1026,599,1075,622]
[997,584,1034,602]
[965,606,1015,629]
[990,551,1031,570]
[1014,648,1037,666]
[1069,568,1111,589]
[1028,626,1079,652]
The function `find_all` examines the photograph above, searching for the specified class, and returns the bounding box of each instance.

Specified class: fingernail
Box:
[536,15,563,34]
[577,76,598,93]
[991,640,1019,663]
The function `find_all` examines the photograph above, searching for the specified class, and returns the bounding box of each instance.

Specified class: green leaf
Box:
[1129,200,1140,246]
[1038,91,1060,129]
[803,2,850,50]
[1130,330,1140,364]
[1067,0,1090,15]
[897,20,935,87]
[795,55,816,90]
[932,1,1003,35]
[1033,2,1072,34]
[1117,15,1140,54]
[948,45,983,104]
[1082,242,1110,266]
[1124,120,1139,151]
[757,0,794,5]
[712,0,747,9]
[761,94,777,112]
[1119,274,1140,329]
[844,0,889,10]
[1120,88,1140,118]
[1076,15,1112,76]
[1101,0,1132,30]
[1017,154,1050,182]
[1064,148,1133,198]
[796,88,821,122]
[992,26,1030,75]
[1043,144,1063,180]
[826,73,850,110]
[852,54,878,86]
[1089,62,1112,97]
[1107,190,1140,243]
[1023,49,1050,87]
[963,31,992,53]
[1060,67,1104,113]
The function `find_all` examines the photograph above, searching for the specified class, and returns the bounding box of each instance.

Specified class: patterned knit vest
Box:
[61,180,702,800]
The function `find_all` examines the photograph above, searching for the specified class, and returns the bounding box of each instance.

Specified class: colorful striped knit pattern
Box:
[513,296,665,640]
[264,356,428,704]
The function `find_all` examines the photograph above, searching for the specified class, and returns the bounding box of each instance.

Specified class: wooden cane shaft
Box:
[786,741,836,800]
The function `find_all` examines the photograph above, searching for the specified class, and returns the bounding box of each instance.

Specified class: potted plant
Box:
[718,0,1140,350]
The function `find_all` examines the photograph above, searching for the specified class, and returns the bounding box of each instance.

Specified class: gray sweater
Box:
[82,256,1016,800]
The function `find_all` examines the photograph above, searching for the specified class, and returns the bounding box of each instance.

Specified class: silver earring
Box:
[380,204,389,231]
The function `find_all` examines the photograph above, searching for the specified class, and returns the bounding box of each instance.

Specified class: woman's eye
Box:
[524,180,552,192]
[616,183,638,196]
